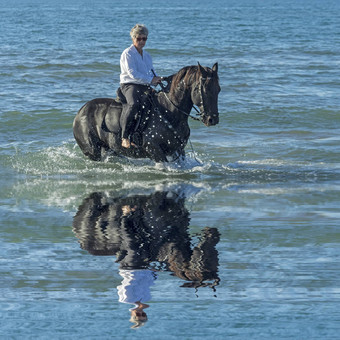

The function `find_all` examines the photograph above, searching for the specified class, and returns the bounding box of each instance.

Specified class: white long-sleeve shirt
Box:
[120,44,155,85]
[117,269,156,310]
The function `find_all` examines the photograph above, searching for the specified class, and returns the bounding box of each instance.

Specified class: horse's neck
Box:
[171,79,193,109]
[158,80,193,121]
[156,94,190,128]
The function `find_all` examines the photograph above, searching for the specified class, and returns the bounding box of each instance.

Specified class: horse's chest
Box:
[144,120,188,149]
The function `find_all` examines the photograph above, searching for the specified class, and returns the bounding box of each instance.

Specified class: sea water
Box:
[0,0,339,338]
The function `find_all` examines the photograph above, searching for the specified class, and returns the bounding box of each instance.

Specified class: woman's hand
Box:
[151,76,162,85]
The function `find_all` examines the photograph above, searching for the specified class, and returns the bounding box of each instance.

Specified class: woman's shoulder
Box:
[122,44,136,56]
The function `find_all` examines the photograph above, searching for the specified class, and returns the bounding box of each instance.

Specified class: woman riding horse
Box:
[120,24,162,149]
[73,62,220,163]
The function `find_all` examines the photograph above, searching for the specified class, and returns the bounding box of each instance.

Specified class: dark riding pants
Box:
[120,83,149,139]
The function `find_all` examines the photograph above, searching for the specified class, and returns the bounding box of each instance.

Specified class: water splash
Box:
[9,141,216,178]
[7,139,337,187]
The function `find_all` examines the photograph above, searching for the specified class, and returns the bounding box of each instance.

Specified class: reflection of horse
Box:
[73,63,220,162]
[72,190,220,289]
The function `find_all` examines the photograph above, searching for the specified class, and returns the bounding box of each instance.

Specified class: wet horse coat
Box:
[73,63,220,162]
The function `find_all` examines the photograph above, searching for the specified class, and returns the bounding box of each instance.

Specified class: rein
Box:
[161,90,202,121]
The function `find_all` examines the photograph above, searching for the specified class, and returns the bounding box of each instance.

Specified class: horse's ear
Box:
[198,62,202,74]
[212,62,218,74]
[198,62,207,77]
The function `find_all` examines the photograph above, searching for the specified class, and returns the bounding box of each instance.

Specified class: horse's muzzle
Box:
[203,114,219,126]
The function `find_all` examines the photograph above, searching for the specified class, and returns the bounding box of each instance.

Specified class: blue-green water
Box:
[1,0,339,338]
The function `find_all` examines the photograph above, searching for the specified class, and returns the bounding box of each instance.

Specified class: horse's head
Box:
[191,63,220,126]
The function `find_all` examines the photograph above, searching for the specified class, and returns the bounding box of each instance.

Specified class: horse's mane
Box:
[166,64,218,96]
[168,65,200,94]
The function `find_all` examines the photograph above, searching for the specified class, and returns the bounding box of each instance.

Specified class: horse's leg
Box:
[73,118,103,161]
[177,149,186,162]
[145,143,168,163]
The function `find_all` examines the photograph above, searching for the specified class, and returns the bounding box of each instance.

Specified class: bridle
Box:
[158,75,213,122]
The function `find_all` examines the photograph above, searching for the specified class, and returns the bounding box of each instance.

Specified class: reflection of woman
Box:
[120,24,162,149]
[117,269,156,328]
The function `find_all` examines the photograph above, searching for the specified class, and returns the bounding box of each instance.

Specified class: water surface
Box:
[0,0,339,338]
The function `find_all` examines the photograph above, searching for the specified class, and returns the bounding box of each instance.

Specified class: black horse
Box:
[73,63,220,162]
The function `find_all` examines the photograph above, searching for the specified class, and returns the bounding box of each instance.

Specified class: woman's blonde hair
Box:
[130,24,149,39]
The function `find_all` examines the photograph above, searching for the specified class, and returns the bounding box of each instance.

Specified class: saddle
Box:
[116,86,156,106]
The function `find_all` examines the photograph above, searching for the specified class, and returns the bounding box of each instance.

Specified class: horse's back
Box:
[76,98,120,118]
[74,98,121,129]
